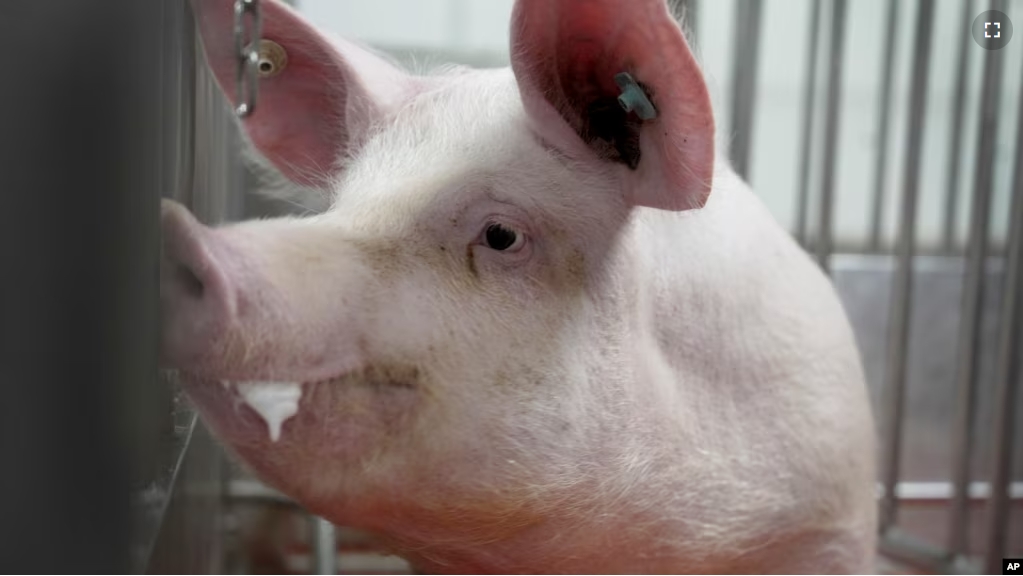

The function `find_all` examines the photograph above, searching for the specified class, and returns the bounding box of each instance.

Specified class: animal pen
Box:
[0,0,1020,573]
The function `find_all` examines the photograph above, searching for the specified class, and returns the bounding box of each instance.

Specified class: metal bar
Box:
[193,35,247,223]
[794,0,822,246]
[879,527,980,574]
[312,517,338,575]
[227,479,294,503]
[815,0,848,271]
[728,0,763,181]
[0,0,173,571]
[982,44,1023,576]
[883,480,1023,501]
[132,414,197,571]
[867,0,899,251]
[878,0,935,532]
[946,3,1006,556]
[940,0,974,253]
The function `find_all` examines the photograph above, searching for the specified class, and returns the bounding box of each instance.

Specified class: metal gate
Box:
[699,0,1023,573]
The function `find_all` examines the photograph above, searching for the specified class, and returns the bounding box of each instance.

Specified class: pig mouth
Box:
[172,364,423,444]
[174,364,421,392]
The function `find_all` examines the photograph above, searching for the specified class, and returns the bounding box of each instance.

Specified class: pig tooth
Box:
[235,381,302,442]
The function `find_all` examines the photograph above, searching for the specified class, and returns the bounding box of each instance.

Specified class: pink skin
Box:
[192,0,419,186]
[510,0,715,210]
[160,0,878,572]
[182,375,419,511]
[161,202,370,382]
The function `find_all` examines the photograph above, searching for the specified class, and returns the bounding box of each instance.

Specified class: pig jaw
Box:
[349,439,874,575]
[180,367,424,506]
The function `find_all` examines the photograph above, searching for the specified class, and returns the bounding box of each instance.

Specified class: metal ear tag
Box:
[615,72,658,121]
[256,40,288,78]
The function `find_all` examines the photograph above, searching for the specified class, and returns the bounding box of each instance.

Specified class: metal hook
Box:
[234,0,262,117]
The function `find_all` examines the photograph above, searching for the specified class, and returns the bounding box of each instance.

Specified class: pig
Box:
[159,0,878,572]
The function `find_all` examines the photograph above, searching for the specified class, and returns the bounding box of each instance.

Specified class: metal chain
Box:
[233,0,262,117]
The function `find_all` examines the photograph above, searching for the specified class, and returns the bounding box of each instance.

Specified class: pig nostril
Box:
[175,264,205,299]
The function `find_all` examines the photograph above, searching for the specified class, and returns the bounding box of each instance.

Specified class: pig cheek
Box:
[183,381,423,502]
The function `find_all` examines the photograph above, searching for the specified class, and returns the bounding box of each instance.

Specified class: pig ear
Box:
[193,0,411,188]
[510,0,715,211]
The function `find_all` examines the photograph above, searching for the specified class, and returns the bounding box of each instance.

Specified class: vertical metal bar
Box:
[879,0,935,532]
[193,40,246,223]
[982,47,1023,576]
[728,0,763,181]
[940,0,974,253]
[867,0,899,251]
[794,0,822,246]
[815,0,848,271]
[312,517,337,575]
[0,0,171,571]
[946,0,1006,556]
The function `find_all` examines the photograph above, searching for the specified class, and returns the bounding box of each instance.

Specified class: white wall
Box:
[297,0,1023,250]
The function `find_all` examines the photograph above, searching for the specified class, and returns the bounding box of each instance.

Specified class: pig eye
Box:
[484,223,524,252]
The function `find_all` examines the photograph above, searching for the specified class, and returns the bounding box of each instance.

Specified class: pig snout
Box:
[159,198,427,491]
[158,199,376,385]
[159,199,239,371]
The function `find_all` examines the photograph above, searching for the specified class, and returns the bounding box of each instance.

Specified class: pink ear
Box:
[510,0,715,211]
[193,0,412,187]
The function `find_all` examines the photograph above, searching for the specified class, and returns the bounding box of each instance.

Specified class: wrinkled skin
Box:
[160,0,878,572]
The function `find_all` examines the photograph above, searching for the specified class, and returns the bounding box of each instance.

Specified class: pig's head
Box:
[164,0,713,566]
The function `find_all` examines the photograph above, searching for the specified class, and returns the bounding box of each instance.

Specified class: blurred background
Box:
[0,0,1020,574]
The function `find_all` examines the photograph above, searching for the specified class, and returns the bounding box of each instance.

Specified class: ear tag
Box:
[257,40,288,78]
[615,72,658,121]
